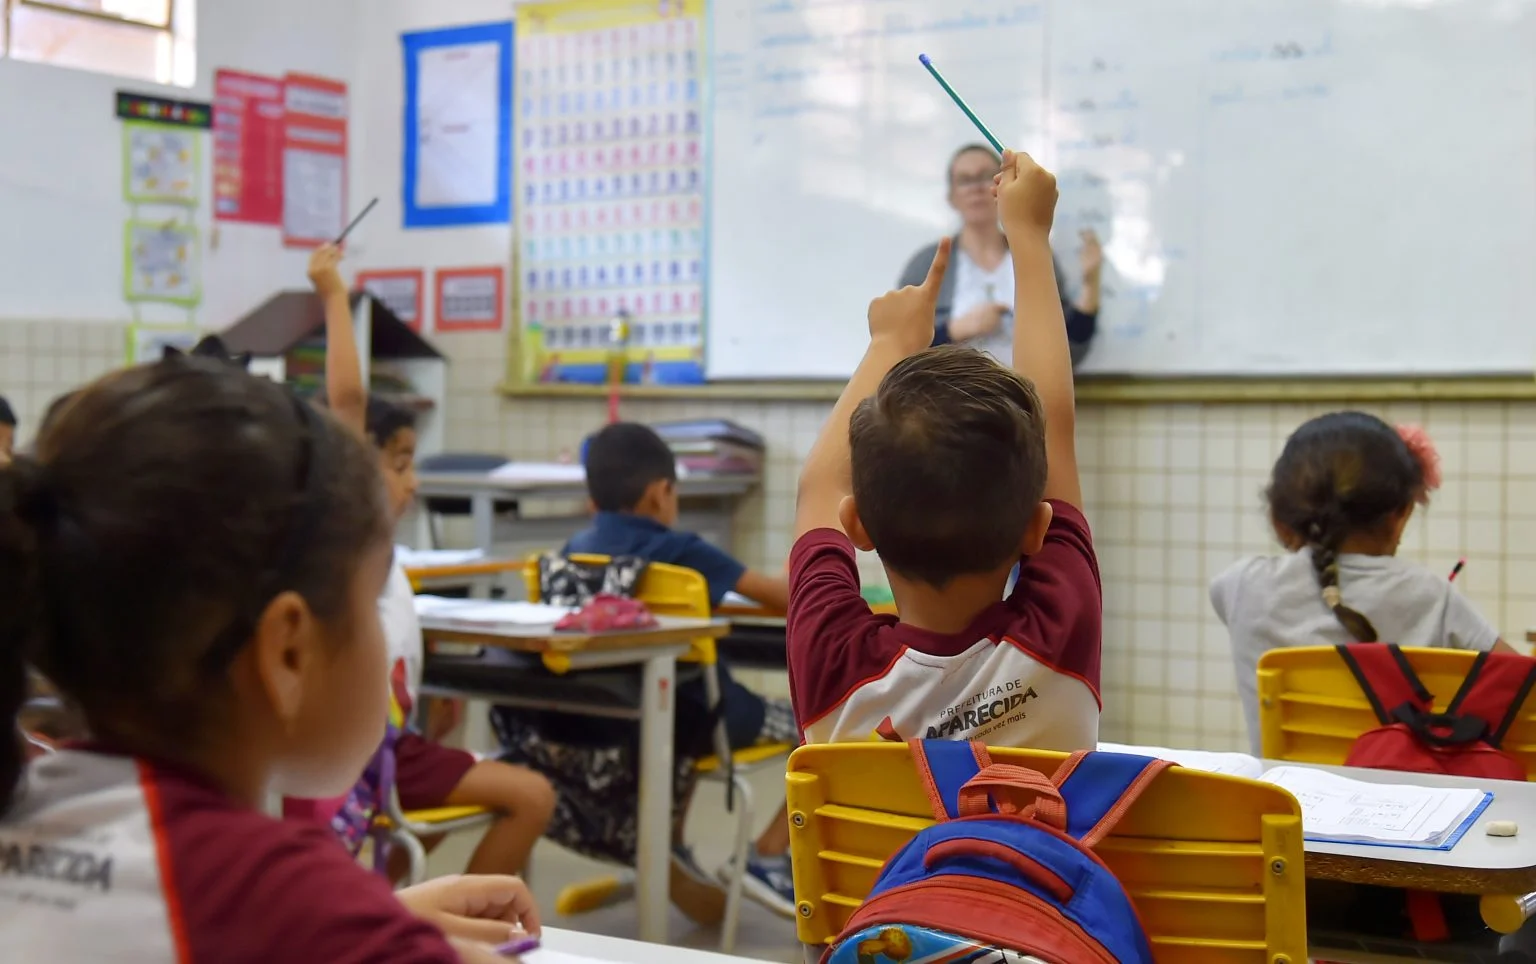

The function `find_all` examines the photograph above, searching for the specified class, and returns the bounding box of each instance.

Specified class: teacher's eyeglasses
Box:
[951,171,999,191]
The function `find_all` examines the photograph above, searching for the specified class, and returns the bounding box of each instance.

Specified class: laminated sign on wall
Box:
[282,73,349,248]
[436,267,504,332]
[357,269,426,331]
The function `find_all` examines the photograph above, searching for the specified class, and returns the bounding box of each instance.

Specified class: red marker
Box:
[1449,558,1466,582]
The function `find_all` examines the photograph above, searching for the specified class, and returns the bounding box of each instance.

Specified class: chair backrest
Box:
[524,553,717,663]
[1257,646,1536,778]
[787,742,1306,964]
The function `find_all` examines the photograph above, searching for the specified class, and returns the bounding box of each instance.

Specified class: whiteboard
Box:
[706,0,1536,378]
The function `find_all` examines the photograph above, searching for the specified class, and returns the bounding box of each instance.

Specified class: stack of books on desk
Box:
[653,420,764,475]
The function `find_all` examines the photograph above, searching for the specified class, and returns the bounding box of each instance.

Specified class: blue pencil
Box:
[918,54,1005,154]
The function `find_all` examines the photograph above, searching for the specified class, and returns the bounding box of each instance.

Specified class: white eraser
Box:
[1486,820,1519,837]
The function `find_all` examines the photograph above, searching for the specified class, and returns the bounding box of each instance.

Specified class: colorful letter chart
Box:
[515,0,706,385]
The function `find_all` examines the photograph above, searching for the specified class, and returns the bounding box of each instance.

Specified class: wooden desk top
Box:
[415,470,758,499]
[405,559,524,584]
[1267,760,1536,894]
[421,612,728,654]
[716,601,897,621]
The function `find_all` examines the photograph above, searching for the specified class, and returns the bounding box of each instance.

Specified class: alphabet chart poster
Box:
[514,0,706,385]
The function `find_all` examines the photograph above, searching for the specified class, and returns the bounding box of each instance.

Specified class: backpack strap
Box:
[1051,750,1172,847]
[910,739,992,820]
[1441,651,1536,749]
[1335,643,1434,724]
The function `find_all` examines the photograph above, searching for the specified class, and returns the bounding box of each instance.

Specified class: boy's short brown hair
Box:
[849,345,1048,587]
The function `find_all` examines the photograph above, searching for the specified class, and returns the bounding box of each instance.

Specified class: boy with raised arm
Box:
[787,150,1101,748]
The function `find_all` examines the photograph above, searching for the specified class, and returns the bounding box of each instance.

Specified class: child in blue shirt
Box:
[553,422,799,915]
[566,422,787,610]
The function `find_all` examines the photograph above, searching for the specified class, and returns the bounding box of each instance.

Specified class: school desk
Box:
[414,464,758,554]
[542,926,764,963]
[404,558,523,598]
[417,606,729,945]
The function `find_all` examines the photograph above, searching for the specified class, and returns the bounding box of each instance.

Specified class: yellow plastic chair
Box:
[526,554,794,952]
[1256,646,1536,777]
[1258,645,1536,934]
[787,742,1307,964]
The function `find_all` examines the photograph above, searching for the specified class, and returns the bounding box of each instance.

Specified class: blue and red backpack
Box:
[825,740,1170,964]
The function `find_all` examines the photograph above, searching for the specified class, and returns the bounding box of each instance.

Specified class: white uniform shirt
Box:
[1211,549,1500,753]
[949,247,1015,363]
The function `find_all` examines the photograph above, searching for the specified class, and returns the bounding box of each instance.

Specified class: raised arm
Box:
[308,244,366,440]
[794,239,952,538]
[997,151,1081,508]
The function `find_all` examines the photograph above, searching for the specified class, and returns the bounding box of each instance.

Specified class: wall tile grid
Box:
[0,320,127,431]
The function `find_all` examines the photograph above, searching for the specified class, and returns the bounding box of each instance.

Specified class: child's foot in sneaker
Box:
[722,851,796,918]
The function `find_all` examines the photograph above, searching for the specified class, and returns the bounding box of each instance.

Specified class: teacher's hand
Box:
[949,302,1009,342]
[1079,228,1103,285]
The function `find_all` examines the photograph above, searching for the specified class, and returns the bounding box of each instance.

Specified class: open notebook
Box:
[1099,743,1493,851]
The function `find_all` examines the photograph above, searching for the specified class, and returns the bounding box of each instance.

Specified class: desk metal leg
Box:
[636,653,677,945]
[471,494,496,552]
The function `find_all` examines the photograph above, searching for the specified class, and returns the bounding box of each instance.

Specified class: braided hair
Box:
[1266,412,1431,642]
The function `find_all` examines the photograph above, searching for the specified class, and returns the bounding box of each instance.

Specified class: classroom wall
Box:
[0,0,364,428]
[437,329,1536,751]
[349,0,515,308]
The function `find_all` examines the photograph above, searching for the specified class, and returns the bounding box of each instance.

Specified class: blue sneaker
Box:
[723,852,796,918]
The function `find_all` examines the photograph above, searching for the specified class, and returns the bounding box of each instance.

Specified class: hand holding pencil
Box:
[994,149,1058,241]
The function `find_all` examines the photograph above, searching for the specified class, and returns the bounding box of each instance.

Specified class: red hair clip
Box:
[1396,423,1441,503]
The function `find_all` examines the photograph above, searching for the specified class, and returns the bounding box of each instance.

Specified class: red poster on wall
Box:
[281,73,348,249]
[212,70,284,225]
[436,267,505,332]
[357,269,426,332]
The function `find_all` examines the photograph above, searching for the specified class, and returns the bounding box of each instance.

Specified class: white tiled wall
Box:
[0,320,129,432]
[434,331,1536,753]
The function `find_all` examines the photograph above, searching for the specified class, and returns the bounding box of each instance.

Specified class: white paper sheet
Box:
[487,462,588,485]
[394,547,487,568]
[1097,742,1266,780]
[282,147,345,243]
[413,596,571,626]
[413,41,503,209]
[1261,766,1488,847]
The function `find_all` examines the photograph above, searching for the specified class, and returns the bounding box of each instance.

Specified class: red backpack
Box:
[1335,644,1536,781]
[1335,643,1536,941]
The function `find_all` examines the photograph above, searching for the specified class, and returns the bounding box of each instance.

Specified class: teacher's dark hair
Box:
[1266,411,1425,643]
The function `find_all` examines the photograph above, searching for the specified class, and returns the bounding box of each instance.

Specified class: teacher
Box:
[899,144,1102,366]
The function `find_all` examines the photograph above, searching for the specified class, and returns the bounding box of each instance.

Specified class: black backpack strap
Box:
[1335,643,1433,725]
[1446,650,1536,749]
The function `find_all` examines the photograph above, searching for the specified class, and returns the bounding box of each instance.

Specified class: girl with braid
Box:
[1211,412,1513,752]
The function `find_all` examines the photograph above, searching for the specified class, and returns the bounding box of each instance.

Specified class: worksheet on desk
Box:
[1261,766,1489,848]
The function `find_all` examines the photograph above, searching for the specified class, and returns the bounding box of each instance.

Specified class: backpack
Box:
[328,722,400,873]
[1335,644,1536,782]
[824,740,1169,964]
[1334,643,1536,942]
